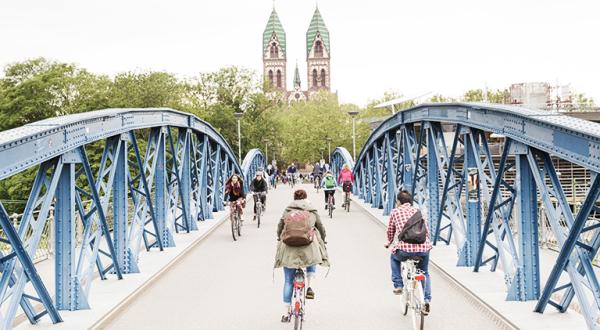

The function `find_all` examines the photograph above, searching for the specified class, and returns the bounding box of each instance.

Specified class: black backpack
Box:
[397,210,427,244]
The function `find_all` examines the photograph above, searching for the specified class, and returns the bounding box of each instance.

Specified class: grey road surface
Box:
[101,184,503,330]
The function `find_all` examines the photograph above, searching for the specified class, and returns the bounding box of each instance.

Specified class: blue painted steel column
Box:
[372,144,383,209]
[180,130,197,231]
[401,126,414,193]
[427,126,440,238]
[155,131,174,247]
[458,129,481,267]
[211,145,222,212]
[199,135,212,219]
[383,133,396,215]
[112,136,128,276]
[55,162,89,310]
[507,152,540,300]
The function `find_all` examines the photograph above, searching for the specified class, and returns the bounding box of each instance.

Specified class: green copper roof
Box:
[263,8,286,54]
[293,63,301,88]
[306,7,330,56]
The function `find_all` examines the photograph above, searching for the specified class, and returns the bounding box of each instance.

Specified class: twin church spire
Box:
[262,5,331,101]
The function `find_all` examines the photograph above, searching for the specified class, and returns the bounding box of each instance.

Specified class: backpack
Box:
[397,210,427,244]
[281,210,314,246]
[324,176,335,188]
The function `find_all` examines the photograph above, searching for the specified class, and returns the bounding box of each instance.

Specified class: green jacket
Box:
[274,200,330,269]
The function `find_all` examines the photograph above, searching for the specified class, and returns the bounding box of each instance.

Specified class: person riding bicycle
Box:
[337,164,354,194]
[321,171,338,210]
[385,190,432,314]
[275,189,329,323]
[312,162,323,187]
[250,170,268,221]
[224,174,246,217]
[267,164,278,187]
[286,163,297,185]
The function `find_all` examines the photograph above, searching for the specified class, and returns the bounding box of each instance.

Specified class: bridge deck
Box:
[98,184,504,330]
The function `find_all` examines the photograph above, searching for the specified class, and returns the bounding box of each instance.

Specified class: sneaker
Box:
[281,315,290,323]
[423,302,430,315]
[393,288,403,295]
[306,287,315,299]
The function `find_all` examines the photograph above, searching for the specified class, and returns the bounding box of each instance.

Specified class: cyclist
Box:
[338,164,354,200]
[321,171,338,210]
[274,189,329,322]
[286,163,297,186]
[312,162,323,188]
[267,164,278,187]
[250,170,268,221]
[385,190,432,314]
[224,174,246,218]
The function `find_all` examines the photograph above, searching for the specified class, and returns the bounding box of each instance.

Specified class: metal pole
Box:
[237,118,241,161]
[327,140,331,163]
[352,117,357,161]
[265,142,268,165]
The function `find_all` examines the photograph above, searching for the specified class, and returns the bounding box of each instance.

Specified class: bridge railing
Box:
[348,102,600,329]
[0,108,263,328]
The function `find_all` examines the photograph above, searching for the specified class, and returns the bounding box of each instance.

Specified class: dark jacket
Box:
[250,178,268,192]
[225,181,245,202]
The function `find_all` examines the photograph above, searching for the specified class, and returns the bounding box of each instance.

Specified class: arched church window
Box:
[321,69,326,87]
[312,69,318,88]
[315,41,323,57]
[268,70,274,87]
[276,70,282,88]
[270,43,278,58]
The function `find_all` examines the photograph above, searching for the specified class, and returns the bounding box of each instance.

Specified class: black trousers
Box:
[253,193,266,213]
[324,190,335,205]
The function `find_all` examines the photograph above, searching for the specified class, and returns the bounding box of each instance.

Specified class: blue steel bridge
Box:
[0,103,599,329]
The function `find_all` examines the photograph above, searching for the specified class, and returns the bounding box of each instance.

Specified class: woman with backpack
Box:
[274,189,329,323]
[321,171,338,210]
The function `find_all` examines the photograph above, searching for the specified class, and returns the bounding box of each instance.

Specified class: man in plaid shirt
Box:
[385,191,432,312]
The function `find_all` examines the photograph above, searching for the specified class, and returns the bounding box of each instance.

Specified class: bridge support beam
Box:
[458,128,481,267]
[427,125,440,236]
[55,157,90,310]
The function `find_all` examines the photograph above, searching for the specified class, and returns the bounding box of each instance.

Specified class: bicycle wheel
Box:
[294,316,300,330]
[345,195,350,212]
[403,291,410,316]
[236,212,242,236]
[230,214,237,241]
[411,283,425,330]
[257,203,261,228]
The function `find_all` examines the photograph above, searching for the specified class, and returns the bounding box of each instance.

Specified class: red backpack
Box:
[281,210,314,246]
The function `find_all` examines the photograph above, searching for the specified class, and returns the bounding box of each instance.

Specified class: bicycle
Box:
[270,175,277,189]
[342,182,352,212]
[314,175,321,193]
[401,258,427,330]
[287,268,306,330]
[253,192,266,228]
[326,191,334,218]
[229,199,243,241]
[288,174,296,188]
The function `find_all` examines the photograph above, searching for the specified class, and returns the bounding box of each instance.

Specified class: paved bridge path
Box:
[101,184,504,330]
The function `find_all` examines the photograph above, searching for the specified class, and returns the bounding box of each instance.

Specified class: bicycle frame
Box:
[289,269,306,329]
[401,259,426,330]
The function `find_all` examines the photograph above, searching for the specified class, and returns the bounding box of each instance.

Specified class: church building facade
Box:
[262,6,331,102]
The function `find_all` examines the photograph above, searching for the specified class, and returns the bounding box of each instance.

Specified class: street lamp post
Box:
[347,111,359,161]
[319,148,325,161]
[234,112,243,161]
[263,139,270,165]
[326,136,332,163]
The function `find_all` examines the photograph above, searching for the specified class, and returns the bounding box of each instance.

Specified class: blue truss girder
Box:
[350,103,600,328]
[0,108,258,327]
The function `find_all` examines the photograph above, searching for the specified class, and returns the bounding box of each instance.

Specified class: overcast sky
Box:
[1,0,599,106]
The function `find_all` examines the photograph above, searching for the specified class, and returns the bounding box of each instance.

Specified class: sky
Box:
[1,0,599,106]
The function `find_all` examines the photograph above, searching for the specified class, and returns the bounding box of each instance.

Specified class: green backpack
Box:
[324,176,335,188]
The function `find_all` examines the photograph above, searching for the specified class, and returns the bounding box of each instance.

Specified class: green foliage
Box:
[462,88,509,103]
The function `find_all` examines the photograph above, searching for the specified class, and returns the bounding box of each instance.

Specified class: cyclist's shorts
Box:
[342,181,353,192]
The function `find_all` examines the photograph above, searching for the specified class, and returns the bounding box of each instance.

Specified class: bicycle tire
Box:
[403,302,409,316]
[237,212,242,236]
[419,312,424,330]
[345,195,350,212]
[294,316,300,330]
[230,214,237,241]
[411,283,425,330]
[257,203,261,228]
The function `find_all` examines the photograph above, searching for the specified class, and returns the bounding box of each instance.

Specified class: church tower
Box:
[306,6,330,92]
[263,7,287,92]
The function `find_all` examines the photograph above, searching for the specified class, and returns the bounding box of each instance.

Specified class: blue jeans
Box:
[390,250,432,302]
[283,266,316,304]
